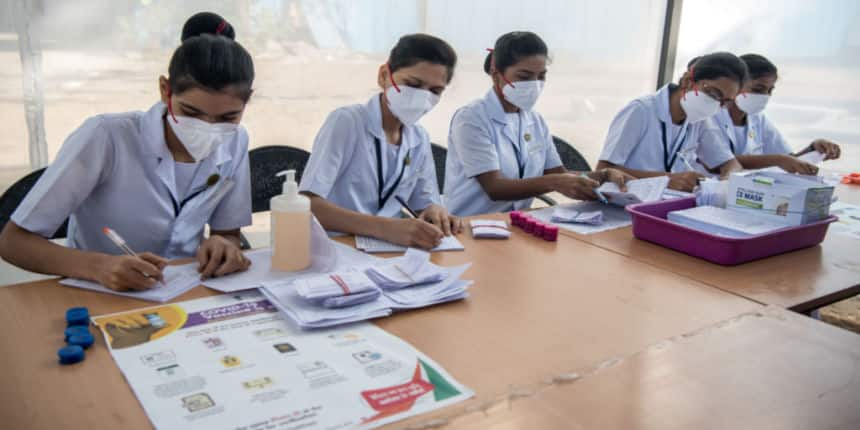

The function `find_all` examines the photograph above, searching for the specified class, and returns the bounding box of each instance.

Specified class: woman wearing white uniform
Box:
[699,53,841,175]
[299,34,461,250]
[0,13,253,290]
[445,31,631,217]
[597,52,749,191]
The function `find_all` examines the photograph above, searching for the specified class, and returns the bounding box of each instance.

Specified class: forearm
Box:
[736,154,787,170]
[0,222,107,281]
[476,172,560,201]
[305,194,390,238]
[596,160,667,179]
[718,158,743,179]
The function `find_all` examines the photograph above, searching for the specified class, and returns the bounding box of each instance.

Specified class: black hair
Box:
[739,53,778,80]
[168,34,254,102]
[683,52,748,85]
[181,12,235,41]
[483,31,548,75]
[388,34,458,83]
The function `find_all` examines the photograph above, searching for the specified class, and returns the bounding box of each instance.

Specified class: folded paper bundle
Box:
[469,219,511,239]
[551,208,605,225]
[365,249,448,289]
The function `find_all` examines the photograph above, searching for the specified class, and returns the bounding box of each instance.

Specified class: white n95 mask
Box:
[502,80,544,112]
[680,89,721,123]
[385,85,440,126]
[167,115,238,161]
[735,93,770,115]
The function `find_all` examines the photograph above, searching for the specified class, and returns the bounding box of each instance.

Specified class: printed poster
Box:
[92,291,472,429]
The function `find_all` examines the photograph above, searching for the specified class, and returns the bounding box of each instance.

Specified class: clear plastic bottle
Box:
[270,170,311,271]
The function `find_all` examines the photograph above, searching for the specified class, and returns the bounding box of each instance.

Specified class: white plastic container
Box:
[270,170,311,271]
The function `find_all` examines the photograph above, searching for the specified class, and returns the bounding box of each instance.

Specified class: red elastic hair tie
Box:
[215,20,228,35]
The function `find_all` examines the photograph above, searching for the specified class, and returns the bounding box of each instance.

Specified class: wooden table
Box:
[0,223,759,429]
[561,183,860,313]
[443,306,860,430]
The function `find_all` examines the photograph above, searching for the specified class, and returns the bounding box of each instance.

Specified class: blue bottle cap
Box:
[68,332,95,349]
[64,325,90,341]
[58,345,85,365]
[65,307,90,327]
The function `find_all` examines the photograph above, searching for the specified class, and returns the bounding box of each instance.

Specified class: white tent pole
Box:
[13,0,48,170]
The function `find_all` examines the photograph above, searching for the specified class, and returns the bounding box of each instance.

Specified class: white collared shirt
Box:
[700,108,792,156]
[444,89,562,217]
[599,84,735,173]
[299,94,440,218]
[11,102,252,259]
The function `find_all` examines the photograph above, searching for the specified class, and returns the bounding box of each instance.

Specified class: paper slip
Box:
[662,188,696,200]
[365,248,448,289]
[797,151,826,165]
[295,271,377,300]
[320,289,381,308]
[597,176,670,206]
[91,291,474,430]
[381,264,471,308]
[355,234,464,253]
[531,201,633,235]
[551,207,604,225]
[668,205,790,238]
[59,262,200,303]
[469,219,510,239]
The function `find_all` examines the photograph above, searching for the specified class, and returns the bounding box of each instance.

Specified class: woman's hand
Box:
[381,218,444,250]
[418,204,463,236]
[95,252,167,291]
[197,235,251,280]
[811,139,841,160]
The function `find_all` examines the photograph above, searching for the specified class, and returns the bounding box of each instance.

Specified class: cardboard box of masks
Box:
[727,171,834,226]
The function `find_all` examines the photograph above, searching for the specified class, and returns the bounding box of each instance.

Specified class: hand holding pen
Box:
[98,227,168,291]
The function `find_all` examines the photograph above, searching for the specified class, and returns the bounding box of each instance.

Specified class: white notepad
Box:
[355,235,464,253]
[59,262,201,303]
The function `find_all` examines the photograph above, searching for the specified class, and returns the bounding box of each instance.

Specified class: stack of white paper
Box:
[668,205,790,238]
[261,260,472,329]
[597,176,670,206]
[355,235,465,253]
[469,219,510,239]
[365,249,448,289]
[551,207,604,225]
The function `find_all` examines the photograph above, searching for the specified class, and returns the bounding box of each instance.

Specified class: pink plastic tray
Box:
[626,197,838,265]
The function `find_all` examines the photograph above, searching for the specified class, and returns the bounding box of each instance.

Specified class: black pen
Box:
[394,195,419,218]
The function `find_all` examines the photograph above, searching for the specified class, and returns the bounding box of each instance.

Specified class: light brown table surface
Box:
[0,220,760,429]
[441,305,860,430]
[562,183,860,313]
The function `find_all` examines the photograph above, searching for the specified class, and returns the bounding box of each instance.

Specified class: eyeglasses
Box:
[697,84,734,107]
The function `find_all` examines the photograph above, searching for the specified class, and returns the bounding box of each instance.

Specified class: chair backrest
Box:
[248,145,311,213]
[0,167,68,239]
[552,135,592,172]
[430,143,447,194]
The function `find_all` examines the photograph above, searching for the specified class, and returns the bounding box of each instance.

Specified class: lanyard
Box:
[374,137,410,211]
[661,121,688,172]
[509,114,525,178]
[169,184,210,217]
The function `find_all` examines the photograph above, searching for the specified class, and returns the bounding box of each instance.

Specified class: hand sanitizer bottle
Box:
[270,170,311,271]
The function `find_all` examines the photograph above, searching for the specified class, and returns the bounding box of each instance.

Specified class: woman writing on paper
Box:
[698,53,841,175]
[596,52,749,191]
[299,34,462,250]
[444,31,632,217]
[0,13,253,290]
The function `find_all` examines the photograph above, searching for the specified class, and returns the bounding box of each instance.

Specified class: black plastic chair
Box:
[248,145,312,213]
[552,135,592,172]
[430,143,447,194]
[0,167,68,239]
[242,145,312,249]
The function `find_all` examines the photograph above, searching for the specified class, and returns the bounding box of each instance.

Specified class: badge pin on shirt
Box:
[524,133,532,142]
[404,154,411,166]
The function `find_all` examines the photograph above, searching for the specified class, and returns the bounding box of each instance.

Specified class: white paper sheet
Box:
[91,291,474,430]
[355,235,464,253]
[531,201,633,235]
[59,262,201,303]
[596,176,670,206]
[469,219,510,239]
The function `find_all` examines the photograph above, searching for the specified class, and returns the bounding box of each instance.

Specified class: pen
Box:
[394,195,419,218]
[102,227,165,287]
